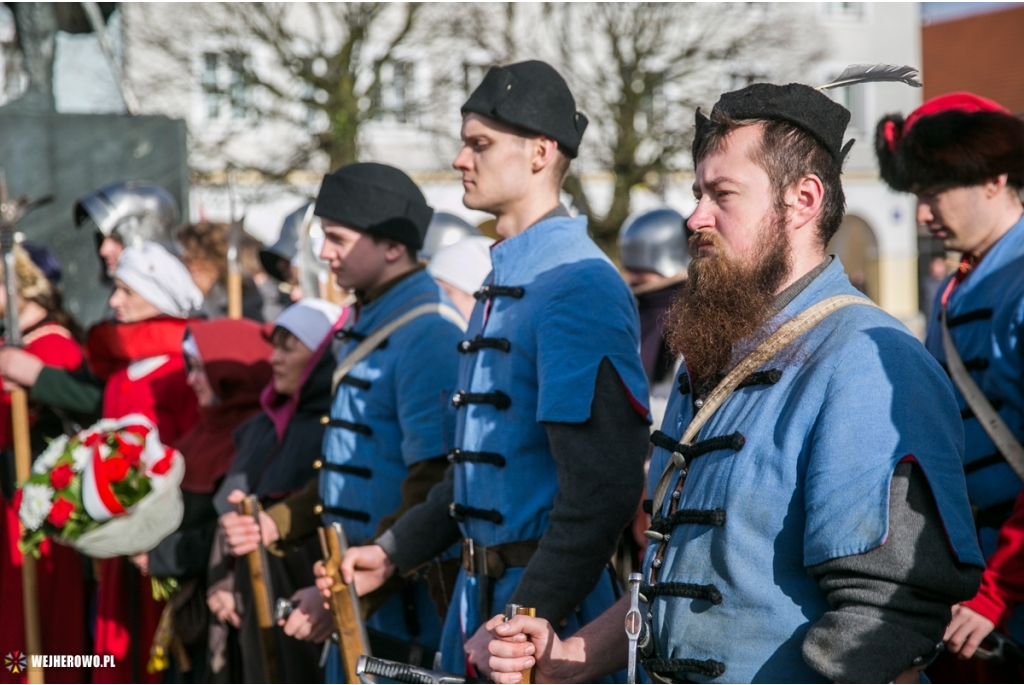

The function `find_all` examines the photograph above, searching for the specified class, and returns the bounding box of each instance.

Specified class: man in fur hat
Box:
[876,93,1024,680]
[485,83,984,683]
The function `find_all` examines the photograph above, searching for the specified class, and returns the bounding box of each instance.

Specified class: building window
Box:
[369,60,414,123]
[831,83,866,132]
[202,53,220,119]
[728,72,769,91]
[228,52,246,119]
[463,63,486,97]
[392,61,409,124]
[201,51,247,120]
[822,2,865,20]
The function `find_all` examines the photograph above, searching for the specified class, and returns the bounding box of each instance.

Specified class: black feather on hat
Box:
[875,92,1024,192]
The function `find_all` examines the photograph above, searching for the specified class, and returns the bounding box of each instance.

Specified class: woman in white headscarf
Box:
[86,242,206,683]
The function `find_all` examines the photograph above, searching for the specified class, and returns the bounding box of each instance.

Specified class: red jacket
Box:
[964,488,1024,627]
[88,316,200,683]
[0,322,88,683]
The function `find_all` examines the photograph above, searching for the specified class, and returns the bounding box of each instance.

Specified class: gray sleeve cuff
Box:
[803,611,939,683]
[372,466,460,574]
[375,528,401,564]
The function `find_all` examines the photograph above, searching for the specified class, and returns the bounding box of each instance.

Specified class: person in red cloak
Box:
[128,317,272,681]
[0,245,89,684]
[87,242,203,684]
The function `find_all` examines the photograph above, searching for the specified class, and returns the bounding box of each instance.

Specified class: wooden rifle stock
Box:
[239,495,279,682]
[319,523,370,684]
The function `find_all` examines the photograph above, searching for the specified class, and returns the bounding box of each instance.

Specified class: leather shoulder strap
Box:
[652,295,877,512]
[331,303,467,394]
[942,308,1024,481]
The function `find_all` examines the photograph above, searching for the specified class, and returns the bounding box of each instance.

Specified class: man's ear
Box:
[383,239,410,264]
[788,174,825,232]
[530,136,561,174]
[984,174,1010,198]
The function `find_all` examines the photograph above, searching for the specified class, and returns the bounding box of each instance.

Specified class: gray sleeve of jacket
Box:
[509,357,649,624]
[802,462,983,683]
[376,464,462,573]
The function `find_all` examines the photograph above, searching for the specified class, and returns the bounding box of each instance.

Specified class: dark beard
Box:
[664,213,791,382]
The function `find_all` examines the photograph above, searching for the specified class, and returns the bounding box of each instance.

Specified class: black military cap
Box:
[462,60,589,158]
[693,83,853,164]
[314,163,433,250]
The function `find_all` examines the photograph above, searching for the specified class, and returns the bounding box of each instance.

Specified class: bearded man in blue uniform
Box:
[876,93,1024,681]
[485,84,983,683]
[329,61,652,680]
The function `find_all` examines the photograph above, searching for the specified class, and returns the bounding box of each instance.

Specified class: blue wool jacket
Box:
[320,269,464,673]
[440,214,650,675]
[644,259,983,683]
[924,214,1024,640]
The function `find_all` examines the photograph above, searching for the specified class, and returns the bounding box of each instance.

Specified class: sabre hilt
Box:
[626,572,643,685]
[504,604,537,684]
[355,654,475,684]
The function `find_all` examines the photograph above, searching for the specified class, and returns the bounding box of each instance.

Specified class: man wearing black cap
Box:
[227,162,466,679]
[485,83,983,683]
[331,61,651,679]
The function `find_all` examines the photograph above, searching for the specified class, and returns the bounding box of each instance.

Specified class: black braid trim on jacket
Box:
[474,285,525,301]
[449,503,503,524]
[650,430,746,459]
[447,449,506,467]
[640,582,723,605]
[458,336,512,353]
[649,508,726,533]
[642,658,726,679]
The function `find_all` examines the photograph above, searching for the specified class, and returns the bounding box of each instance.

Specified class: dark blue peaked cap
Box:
[694,83,854,164]
[462,60,589,158]
[314,163,433,250]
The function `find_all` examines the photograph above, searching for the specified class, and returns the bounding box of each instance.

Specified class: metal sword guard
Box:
[626,572,643,685]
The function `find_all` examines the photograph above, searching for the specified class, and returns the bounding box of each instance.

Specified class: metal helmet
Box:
[618,207,690,278]
[292,202,332,298]
[73,181,180,248]
[260,202,305,282]
[420,212,480,259]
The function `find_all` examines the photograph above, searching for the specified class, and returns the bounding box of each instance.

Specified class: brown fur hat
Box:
[875,92,1024,192]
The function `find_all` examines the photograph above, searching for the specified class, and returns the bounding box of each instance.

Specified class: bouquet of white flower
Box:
[17,414,185,565]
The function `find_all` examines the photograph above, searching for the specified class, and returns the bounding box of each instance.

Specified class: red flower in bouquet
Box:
[49,463,74,490]
[47,496,74,528]
[102,455,131,483]
[113,434,144,467]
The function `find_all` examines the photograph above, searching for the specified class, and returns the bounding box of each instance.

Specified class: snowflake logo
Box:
[5,651,27,674]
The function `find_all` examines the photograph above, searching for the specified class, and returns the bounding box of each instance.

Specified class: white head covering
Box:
[115,242,203,318]
[274,298,343,352]
[427,235,495,295]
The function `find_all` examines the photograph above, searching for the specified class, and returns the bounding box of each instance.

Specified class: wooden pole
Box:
[239,496,279,682]
[226,267,243,319]
[12,387,44,684]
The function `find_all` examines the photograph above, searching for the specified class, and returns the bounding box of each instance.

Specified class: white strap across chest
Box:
[331,303,467,394]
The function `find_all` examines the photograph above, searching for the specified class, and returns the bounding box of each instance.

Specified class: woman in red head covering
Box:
[129,317,272,680]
